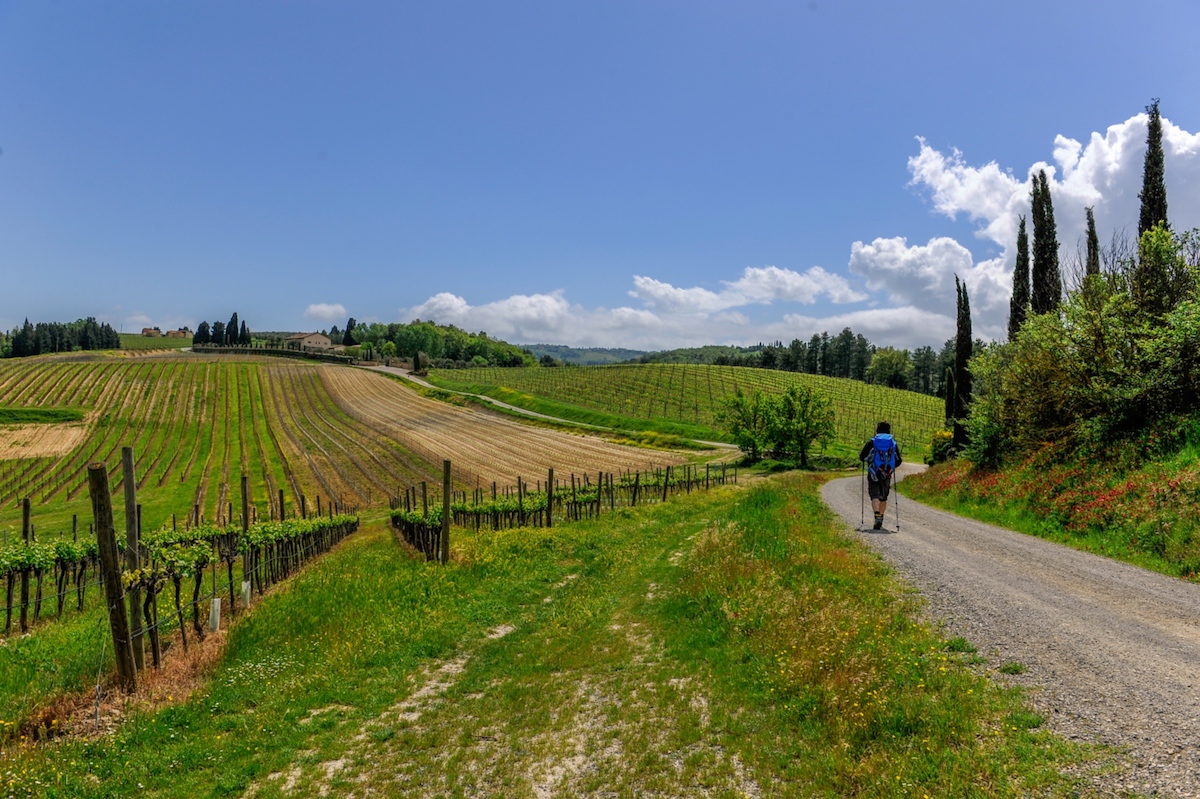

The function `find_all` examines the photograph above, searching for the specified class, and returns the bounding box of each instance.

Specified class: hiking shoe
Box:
[872,518,883,530]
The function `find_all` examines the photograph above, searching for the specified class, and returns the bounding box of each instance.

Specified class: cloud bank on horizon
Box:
[393,111,1200,353]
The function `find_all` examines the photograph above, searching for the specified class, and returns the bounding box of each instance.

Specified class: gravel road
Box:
[822,464,1200,798]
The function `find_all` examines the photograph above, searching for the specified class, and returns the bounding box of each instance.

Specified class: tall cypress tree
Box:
[227,312,239,346]
[952,277,972,448]
[1138,99,1168,238]
[1008,215,1030,341]
[1030,170,1061,314]
[1085,207,1101,277]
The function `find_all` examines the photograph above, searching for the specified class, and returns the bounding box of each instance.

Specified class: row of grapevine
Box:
[0,358,471,536]
[0,498,358,643]
[429,363,945,458]
[391,462,737,559]
[122,514,358,665]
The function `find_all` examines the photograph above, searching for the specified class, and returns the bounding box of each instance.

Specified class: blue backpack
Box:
[869,433,896,483]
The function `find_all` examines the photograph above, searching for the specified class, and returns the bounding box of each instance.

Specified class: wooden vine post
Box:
[546,468,554,528]
[89,463,136,692]
[241,474,251,605]
[121,447,144,673]
[440,460,451,564]
[19,498,30,633]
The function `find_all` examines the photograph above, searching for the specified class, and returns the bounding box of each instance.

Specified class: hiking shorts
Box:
[867,475,891,502]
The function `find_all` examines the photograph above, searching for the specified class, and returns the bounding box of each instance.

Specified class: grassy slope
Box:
[118,334,188,351]
[2,476,1102,797]
[428,364,943,461]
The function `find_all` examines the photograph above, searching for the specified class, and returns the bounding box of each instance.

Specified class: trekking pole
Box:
[860,460,865,531]
[893,467,900,532]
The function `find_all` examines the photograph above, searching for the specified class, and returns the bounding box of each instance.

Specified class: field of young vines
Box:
[0,355,685,538]
[428,363,945,459]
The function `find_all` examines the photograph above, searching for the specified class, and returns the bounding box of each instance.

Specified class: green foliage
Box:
[928,430,955,465]
[715,387,771,461]
[1030,170,1061,314]
[864,346,912,389]
[765,384,836,467]
[951,277,972,448]
[3,317,120,358]
[717,385,835,466]
[1138,98,1169,238]
[1008,215,1030,341]
[1132,222,1192,318]
[1085,206,1101,277]
[961,344,1010,468]
[0,407,84,424]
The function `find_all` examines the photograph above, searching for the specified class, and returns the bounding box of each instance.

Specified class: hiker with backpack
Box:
[860,421,902,530]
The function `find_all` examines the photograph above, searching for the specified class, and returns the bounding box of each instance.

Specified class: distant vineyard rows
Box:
[0,358,688,535]
[429,363,945,457]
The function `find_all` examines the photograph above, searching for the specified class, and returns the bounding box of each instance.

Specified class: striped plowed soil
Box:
[0,423,89,461]
[319,366,686,486]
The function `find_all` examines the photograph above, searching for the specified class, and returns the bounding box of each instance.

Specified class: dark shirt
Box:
[860,438,903,469]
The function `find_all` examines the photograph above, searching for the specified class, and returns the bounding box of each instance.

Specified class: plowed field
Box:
[319,366,687,485]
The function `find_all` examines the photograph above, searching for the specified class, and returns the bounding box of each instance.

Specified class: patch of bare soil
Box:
[319,366,688,483]
[0,420,90,460]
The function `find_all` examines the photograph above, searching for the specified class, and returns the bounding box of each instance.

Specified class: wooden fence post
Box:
[440,461,451,564]
[241,474,250,594]
[547,468,554,528]
[121,447,144,673]
[89,463,136,693]
[19,498,30,633]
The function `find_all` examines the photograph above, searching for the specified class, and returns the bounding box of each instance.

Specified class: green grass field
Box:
[0,475,1105,797]
[118,333,190,350]
[428,363,945,461]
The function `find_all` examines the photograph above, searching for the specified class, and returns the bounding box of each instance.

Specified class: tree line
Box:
[964,99,1200,466]
[0,317,121,358]
[327,318,535,368]
[191,312,251,347]
[633,330,966,398]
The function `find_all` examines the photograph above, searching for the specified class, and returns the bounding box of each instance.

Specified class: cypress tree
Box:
[239,320,250,346]
[226,312,239,346]
[1008,215,1030,341]
[1138,99,1168,238]
[1085,207,1101,277]
[952,277,972,448]
[1030,170,1061,314]
[343,318,357,347]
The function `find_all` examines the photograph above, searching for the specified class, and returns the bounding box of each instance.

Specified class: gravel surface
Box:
[822,464,1200,798]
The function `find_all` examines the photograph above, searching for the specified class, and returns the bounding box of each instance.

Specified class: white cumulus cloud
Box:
[304,303,347,323]
[629,265,864,314]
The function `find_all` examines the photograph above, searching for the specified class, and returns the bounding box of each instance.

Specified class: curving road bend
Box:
[822,465,1200,798]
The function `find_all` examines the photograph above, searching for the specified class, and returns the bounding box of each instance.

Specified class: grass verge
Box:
[0,477,1102,797]
[0,408,85,425]
[423,374,730,443]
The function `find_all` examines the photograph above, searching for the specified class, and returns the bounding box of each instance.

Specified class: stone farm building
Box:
[285,332,332,350]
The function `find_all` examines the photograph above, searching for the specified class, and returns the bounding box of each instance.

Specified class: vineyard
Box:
[427,363,946,459]
[0,355,691,537]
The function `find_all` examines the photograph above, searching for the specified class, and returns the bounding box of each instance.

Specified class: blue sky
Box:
[2,1,1199,351]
